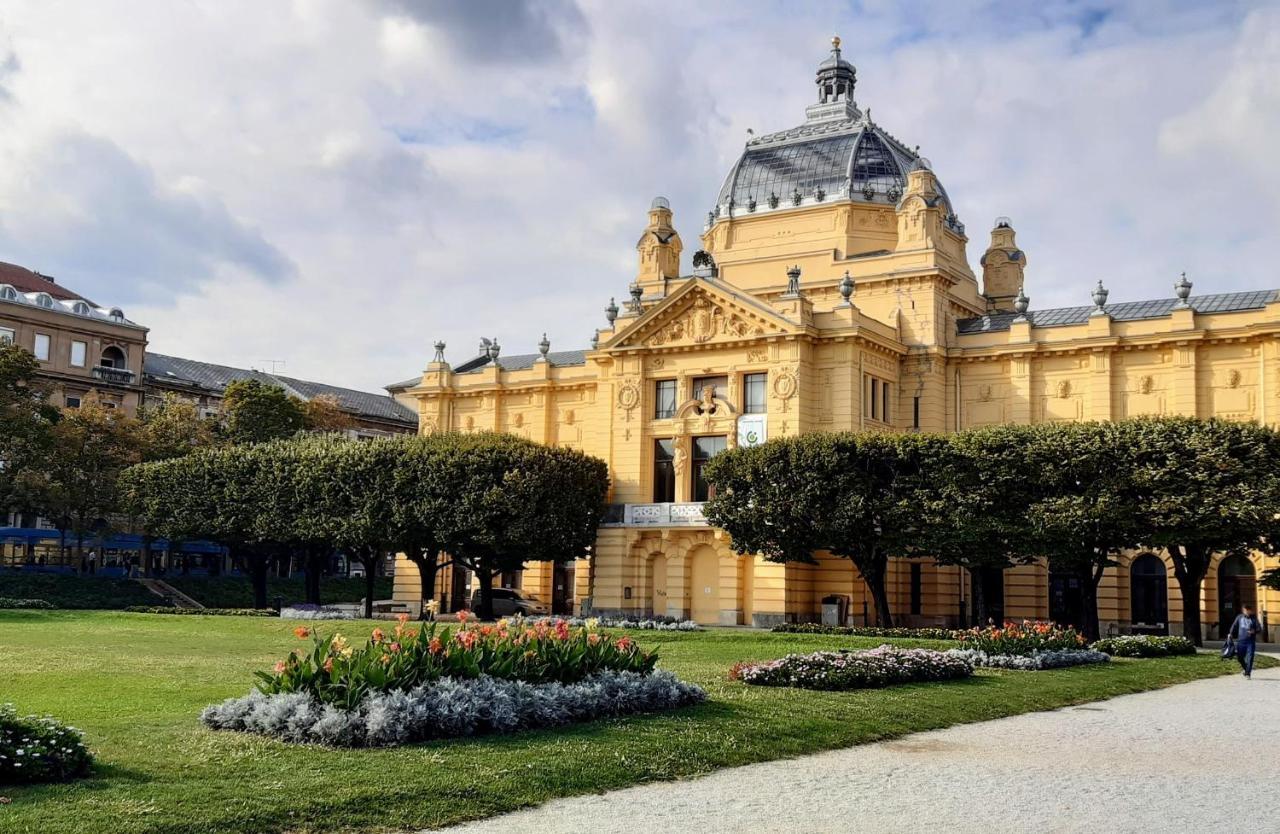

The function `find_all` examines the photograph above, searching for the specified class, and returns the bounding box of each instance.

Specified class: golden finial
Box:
[831,35,841,50]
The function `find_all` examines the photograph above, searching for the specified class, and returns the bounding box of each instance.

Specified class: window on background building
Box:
[882,380,891,423]
[65,395,82,409]
[653,439,676,503]
[691,435,727,502]
[654,379,677,419]
[913,396,920,430]
[690,375,728,403]
[743,373,767,414]
[866,374,878,419]
[33,333,50,361]
[70,340,87,367]
[0,327,13,344]
[910,562,922,615]
[100,345,126,369]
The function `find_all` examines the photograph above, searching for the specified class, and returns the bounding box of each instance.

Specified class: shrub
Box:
[202,669,705,747]
[956,621,1086,656]
[1091,635,1196,658]
[0,573,163,609]
[280,605,354,620]
[124,606,275,616]
[730,645,973,690]
[163,576,394,609]
[258,614,659,710]
[771,623,957,640]
[0,598,54,609]
[945,648,1110,670]
[0,704,93,784]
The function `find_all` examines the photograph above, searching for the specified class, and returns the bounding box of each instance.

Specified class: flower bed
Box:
[202,614,704,745]
[730,645,973,690]
[955,621,1086,656]
[526,615,701,632]
[0,704,93,785]
[0,597,54,610]
[125,606,274,616]
[279,605,354,620]
[1091,635,1196,658]
[771,623,957,640]
[202,669,703,747]
[945,648,1110,670]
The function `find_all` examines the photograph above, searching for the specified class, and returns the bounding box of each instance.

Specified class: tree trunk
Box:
[304,547,326,606]
[476,566,495,620]
[970,568,988,626]
[1079,563,1103,643]
[1169,544,1209,647]
[362,551,377,620]
[247,550,271,609]
[406,548,440,620]
[141,535,153,578]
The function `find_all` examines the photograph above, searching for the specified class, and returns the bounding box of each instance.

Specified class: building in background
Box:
[144,354,417,438]
[0,261,147,413]
[391,38,1280,640]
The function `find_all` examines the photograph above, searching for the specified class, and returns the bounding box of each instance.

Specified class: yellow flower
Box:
[584,617,600,632]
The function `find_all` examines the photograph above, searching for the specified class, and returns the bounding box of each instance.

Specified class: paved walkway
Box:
[441,662,1276,833]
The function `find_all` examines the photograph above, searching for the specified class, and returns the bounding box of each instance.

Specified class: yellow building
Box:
[394,38,1280,641]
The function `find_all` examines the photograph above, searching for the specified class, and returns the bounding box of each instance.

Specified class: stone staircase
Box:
[136,578,205,609]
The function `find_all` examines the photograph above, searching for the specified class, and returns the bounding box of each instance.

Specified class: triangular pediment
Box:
[607,278,797,350]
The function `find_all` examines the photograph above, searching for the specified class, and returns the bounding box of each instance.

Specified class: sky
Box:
[0,0,1277,392]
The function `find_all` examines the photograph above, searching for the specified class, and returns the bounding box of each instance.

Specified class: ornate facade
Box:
[393,39,1280,640]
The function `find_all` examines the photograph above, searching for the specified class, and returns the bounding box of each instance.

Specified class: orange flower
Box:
[273,660,287,674]
[588,633,601,645]
[456,630,478,649]
[396,612,410,626]
[428,637,443,654]
[389,642,402,653]
[480,625,494,637]
[616,637,633,651]
[404,628,419,639]
[457,609,471,624]
[293,626,311,639]
[323,657,334,672]
[371,628,385,643]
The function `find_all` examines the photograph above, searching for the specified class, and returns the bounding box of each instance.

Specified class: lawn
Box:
[0,612,1265,834]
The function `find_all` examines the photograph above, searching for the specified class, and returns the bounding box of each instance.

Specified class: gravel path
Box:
[439,662,1276,833]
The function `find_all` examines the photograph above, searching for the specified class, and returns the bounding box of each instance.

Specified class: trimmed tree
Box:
[1114,417,1280,645]
[0,342,58,528]
[221,379,304,444]
[704,432,938,628]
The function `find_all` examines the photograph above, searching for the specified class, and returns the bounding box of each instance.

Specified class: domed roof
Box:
[709,39,962,234]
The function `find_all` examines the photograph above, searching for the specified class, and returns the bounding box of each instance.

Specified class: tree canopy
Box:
[221,379,305,444]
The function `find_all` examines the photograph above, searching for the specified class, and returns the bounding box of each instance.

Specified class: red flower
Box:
[457,609,471,624]
[428,637,443,654]
[293,626,311,639]
[617,637,633,651]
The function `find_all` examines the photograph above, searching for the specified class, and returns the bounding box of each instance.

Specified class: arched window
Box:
[1218,554,1257,633]
[34,292,54,308]
[99,345,127,369]
[72,301,91,315]
[0,284,17,301]
[1130,553,1168,634]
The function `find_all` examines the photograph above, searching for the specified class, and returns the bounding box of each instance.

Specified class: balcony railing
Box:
[600,502,709,528]
[91,365,136,384]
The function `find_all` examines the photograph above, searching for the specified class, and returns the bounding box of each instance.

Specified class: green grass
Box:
[0,612,1268,834]
[164,576,394,608]
[0,573,161,609]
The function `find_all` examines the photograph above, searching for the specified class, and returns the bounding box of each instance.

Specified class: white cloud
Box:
[0,0,1275,392]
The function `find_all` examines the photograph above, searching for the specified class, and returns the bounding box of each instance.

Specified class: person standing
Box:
[1227,603,1263,679]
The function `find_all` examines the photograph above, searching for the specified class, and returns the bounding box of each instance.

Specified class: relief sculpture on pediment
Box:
[643,295,766,347]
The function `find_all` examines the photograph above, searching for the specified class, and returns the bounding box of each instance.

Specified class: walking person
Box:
[1227,603,1263,679]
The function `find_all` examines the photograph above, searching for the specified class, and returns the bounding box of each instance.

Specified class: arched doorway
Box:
[1129,553,1168,634]
[1218,554,1256,634]
[689,546,720,624]
[651,555,668,618]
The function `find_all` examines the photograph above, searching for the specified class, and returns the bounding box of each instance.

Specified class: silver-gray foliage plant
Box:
[944,648,1110,670]
[201,670,705,747]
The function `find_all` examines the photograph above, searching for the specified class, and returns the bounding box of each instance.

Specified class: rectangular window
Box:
[34,333,50,361]
[654,379,677,419]
[65,395,82,409]
[869,375,878,420]
[743,373,767,414]
[691,375,728,403]
[882,381,891,423]
[0,327,13,345]
[912,396,920,430]
[70,340,87,367]
[653,439,676,503]
[910,563,923,616]
[691,435,727,502]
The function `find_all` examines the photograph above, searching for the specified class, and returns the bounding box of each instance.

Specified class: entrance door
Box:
[651,556,668,618]
[450,565,470,612]
[1049,572,1085,630]
[971,567,1006,626]
[552,562,575,615]
[1130,554,1169,634]
[1218,554,1256,635]
[690,547,719,624]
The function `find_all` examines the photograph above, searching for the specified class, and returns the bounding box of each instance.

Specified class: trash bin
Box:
[821,594,850,627]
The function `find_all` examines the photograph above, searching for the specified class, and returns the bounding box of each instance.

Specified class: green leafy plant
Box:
[258,614,658,711]
[0,704,93,785]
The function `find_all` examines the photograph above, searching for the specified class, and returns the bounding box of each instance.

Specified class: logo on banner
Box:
[737,414,767,448]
